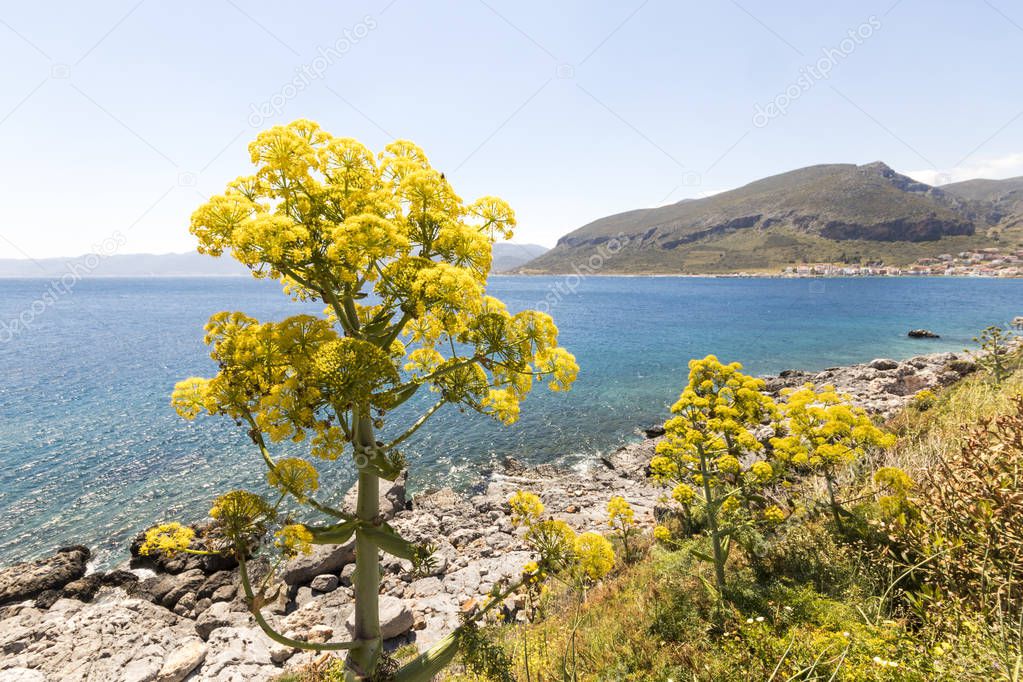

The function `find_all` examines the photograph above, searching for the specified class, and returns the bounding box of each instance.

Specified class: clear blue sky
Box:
[2,0,1022,259]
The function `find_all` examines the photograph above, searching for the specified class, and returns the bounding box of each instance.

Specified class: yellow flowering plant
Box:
[607,496,638,563]
[509,490,615,598]
[770,383,895,528]
[170,121,578,681]
[652,355,778,596]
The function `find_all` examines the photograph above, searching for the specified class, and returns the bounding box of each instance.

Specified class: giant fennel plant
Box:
[651,355,777,596]
[145,120,578,680]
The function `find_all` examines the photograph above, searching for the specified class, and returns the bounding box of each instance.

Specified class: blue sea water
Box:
[0,275,1020,568]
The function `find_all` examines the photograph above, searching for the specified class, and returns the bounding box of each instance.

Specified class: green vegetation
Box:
[416,339,1023,680]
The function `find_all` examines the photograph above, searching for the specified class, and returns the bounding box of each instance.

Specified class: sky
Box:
[1,0,1022,259]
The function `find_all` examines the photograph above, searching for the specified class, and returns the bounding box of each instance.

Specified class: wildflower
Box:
[653,525,672,543]
[607,496,634,528]
[574,532,615,581]
[762,505,786,524]
[275,523,313,557]
[749,460,774,483]
[266,457,319,501]
[508,490,544,527]
[671,483,696,505]
[139,522,195,556]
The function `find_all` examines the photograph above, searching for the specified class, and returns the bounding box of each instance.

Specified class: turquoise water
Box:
[0,275,1020,568]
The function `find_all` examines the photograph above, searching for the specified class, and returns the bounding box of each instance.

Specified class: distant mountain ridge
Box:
[0,243,548,278]
[519,162,1023,274]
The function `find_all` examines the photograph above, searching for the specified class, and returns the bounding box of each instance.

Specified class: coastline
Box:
[0,346,990,681]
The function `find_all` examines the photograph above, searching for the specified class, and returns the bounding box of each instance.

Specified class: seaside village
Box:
[780,247,1023,277]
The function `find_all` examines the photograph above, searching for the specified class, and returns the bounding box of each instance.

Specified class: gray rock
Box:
[345,595,413,639]
[282,542,356,585]
[310,574,339,593]
[160,568,205,609]
[0,546,90,606]
[294,586,315,608]
[0,597,198,681]
[868,358,899,370]
[156,636,206,682]
[195,600,253,640]
[196,626,275,681]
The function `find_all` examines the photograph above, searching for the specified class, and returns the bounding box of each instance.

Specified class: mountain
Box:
[0,244,549,278]
[0,252,248,278]
[518,163,1023,274]
[491,243,548,272]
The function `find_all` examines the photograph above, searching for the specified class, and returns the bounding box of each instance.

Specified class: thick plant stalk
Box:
[697,444,727,595]
[348,416,383,679]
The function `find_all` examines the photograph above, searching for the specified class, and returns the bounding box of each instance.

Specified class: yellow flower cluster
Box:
[771,383,895,472]
[654,355,776,493]
[574,532,615,581]
[653,525,672,542]
[139,522,195,556]
[509,490,544,527]
[266,457,320,501]
[607,496,634,529]
[209,490,273,542]
[181,119,578,453]
[508,490,616,587]
[275,523,314,557]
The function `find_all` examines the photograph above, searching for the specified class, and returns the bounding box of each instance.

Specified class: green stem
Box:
[347,413,382,680]
[237,554,357,652]
[697,443,727,599]
[825,474,844,531]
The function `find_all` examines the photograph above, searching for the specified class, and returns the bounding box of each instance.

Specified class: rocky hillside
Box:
[519,163,1023,274]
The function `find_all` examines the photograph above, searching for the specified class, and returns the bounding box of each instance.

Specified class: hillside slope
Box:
[520,163,1023,274]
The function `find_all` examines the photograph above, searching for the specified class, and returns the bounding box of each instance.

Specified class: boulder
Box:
[908,329,940,338]
[197,626,275,681]
[282,542,356,585]
[0,546,90,606]
[194,600,253,640]
[156,636,207,682]
[868,358,899,371]
[59,573,104,602]
[345,595,413,639]
[0,597,200,681]
[642,424,666,438]
[310,574,339,593]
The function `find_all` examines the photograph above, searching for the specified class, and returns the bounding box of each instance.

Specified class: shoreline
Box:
[0,346,990,681]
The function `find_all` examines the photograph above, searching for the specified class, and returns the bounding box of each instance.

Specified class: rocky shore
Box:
[0,349,989,681]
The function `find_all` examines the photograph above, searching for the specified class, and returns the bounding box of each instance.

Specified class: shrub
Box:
[909,395,1023,623]
[910,389,938,411]
[753,520,857,596]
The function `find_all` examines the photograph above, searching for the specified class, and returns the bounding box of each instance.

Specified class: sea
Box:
[1,275,1020,568]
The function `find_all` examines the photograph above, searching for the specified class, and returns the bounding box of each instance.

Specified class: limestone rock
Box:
[0,597,198,681]
[195,626,275,681]
[310,574,339,593]
[0,546,90,606]
[282,542,355,585]
[345,595,413,640]
[156,636,206,682]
